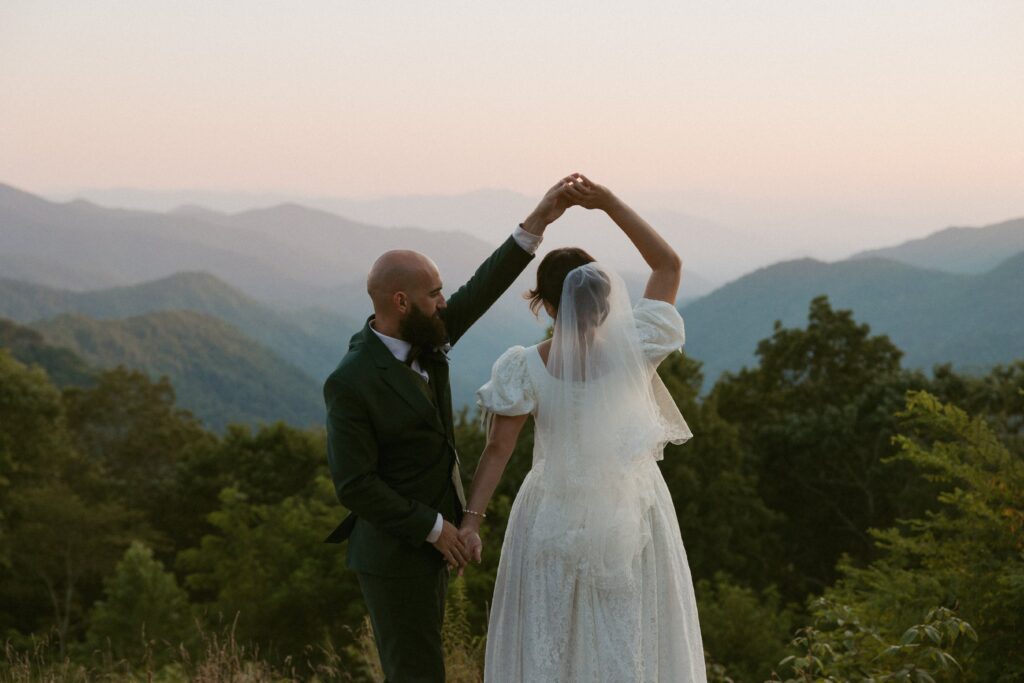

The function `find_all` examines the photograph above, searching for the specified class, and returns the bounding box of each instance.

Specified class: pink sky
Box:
[2,1,1022,241]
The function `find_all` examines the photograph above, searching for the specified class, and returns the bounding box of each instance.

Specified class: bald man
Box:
[323,178,574,682]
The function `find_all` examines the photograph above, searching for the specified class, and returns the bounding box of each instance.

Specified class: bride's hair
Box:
[564,265,612,332]
[525,247,596,316]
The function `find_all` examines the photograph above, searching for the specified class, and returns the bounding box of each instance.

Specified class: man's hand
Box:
[431,520,470,571]
[563,173,617,212]
[521,174,577,235]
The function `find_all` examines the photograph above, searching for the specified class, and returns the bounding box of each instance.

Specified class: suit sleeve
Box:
[324,377,438,546]
[442,235,535,346]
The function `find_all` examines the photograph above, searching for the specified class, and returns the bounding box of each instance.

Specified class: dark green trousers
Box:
[357,569,449,682]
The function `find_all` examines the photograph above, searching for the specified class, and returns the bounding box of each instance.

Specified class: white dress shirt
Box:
[371,225,543,543]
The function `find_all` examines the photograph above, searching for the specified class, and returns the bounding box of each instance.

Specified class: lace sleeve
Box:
[633,298,685,365]
[476,345,536,416]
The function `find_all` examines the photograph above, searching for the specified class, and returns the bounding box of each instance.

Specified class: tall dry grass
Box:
[2,579,486,682]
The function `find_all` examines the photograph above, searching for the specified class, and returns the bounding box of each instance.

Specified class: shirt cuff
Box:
[425,512,444,543]
[512,223,543,254]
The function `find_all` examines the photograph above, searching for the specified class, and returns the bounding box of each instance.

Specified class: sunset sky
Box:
[2,1,1022,244]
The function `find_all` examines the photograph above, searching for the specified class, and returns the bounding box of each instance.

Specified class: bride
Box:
[459,174,707,682]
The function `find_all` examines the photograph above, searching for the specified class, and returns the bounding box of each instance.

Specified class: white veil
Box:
[531,262,691,588]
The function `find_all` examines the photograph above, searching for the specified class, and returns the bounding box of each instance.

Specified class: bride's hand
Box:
[565,173,616,212]
[459,526,483,564]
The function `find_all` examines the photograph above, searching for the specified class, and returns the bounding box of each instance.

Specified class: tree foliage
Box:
[2,296,1022,681]
[713,296,922,598]
[85,541,193,666]
[823,391,1024,681]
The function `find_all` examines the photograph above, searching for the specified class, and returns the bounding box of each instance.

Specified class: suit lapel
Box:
[362,318,445,435]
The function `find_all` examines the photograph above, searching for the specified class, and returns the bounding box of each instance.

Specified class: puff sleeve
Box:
[476,345,536,416]
[633,298,686,365]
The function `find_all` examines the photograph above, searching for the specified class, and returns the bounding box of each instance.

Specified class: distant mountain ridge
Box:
[681,252,1024,384]
[0,272,357,383]
[30,310,322,431]
[848,217,1024,274]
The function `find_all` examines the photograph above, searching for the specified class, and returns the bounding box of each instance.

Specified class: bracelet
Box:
[463,508,487,519]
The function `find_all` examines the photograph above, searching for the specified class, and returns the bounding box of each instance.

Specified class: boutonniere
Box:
[423,341,451,364]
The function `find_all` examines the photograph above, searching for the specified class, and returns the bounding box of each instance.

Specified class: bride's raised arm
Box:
[564,175,682,304]
[459,413,529,560]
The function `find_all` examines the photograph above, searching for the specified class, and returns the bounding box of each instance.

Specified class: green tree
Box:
[928,360,1024,450]
[0,352,139,651]
[168,422,326,564]
[85,541,193,666]
[713,296,918,598]
[5,482,138,655]
[177,474,364,664]
[823,391,1024,681]
[62,368,213,556]
[694,572,797,682]
[0,350,69,515]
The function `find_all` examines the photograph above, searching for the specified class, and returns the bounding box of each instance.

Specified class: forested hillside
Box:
[30,310,322,430]
[0,272,356,383]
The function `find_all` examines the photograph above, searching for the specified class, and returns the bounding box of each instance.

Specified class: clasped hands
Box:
[524,172,617,234]
[431,519,483,575]
[534,172,617,225]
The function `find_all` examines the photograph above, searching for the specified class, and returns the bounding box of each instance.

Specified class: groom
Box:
[323,178,574,682]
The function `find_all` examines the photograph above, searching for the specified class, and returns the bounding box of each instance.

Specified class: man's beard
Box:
[400,302,448,350]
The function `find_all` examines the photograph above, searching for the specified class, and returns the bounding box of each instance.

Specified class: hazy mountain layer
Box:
[46,184,724,294]
[0,182,501,310]
[849,217,1024,275]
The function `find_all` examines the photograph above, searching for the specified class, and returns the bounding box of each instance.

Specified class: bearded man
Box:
[323,177,574,682]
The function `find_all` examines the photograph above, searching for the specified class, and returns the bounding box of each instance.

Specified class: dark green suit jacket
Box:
[323,236,534,577]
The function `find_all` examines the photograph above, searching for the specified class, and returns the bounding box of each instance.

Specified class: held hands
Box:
[523,174,579,233]
[460,527,483,563]
[563,173,616,212]
[523,172,617,233]
[455,526,483,577]
[431,520,471,572]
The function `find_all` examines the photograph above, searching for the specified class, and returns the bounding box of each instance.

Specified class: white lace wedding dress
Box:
[476,295,707,683]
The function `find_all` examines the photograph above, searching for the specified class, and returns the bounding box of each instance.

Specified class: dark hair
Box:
[525,247,597,316]
[568,265,612,330]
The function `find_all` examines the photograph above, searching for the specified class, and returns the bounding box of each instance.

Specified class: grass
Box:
[1,579,486,683]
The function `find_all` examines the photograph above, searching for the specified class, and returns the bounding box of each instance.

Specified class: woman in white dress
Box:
[459,174,707,682]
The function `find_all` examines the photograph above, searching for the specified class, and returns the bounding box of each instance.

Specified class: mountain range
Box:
[45,185,749,288]
[3,180,1022,427]
[850,217,1024,275]
[681,250,1024,384]
[0,183,499,310]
